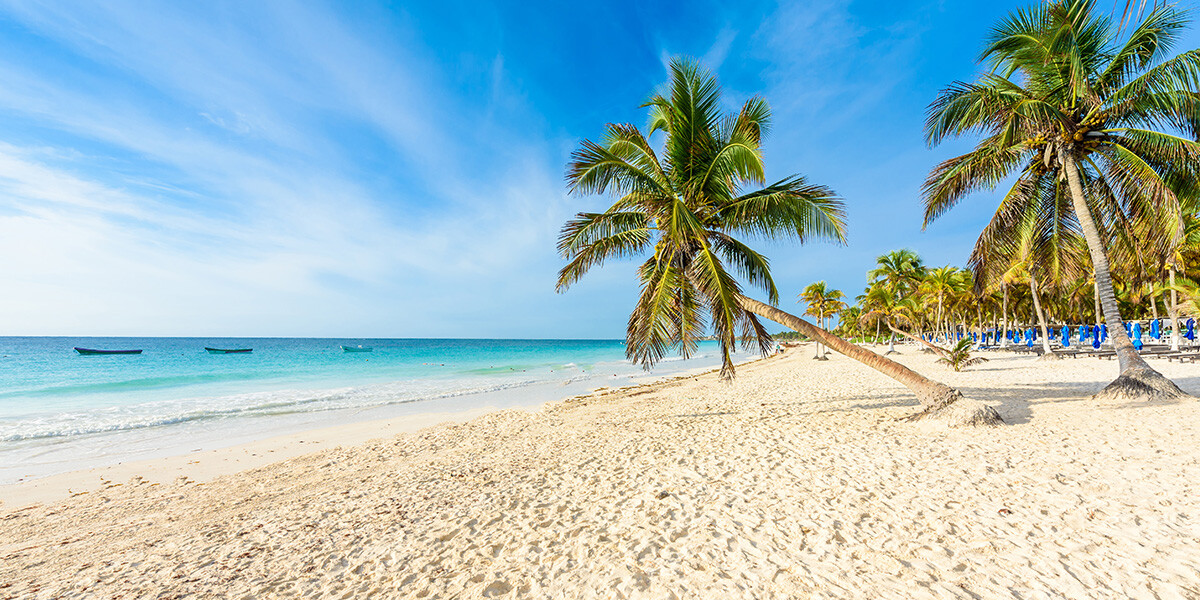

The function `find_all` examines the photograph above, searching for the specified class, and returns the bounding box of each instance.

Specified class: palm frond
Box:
[721,176,847,243]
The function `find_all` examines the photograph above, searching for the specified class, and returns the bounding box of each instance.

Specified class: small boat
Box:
[75,347,142,355]
[205,347,252,354]
[342,345,373,352]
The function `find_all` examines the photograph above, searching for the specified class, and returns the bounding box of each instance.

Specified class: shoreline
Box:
[0,354,755,509]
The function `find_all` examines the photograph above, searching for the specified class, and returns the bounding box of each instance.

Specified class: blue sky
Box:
[1,0,1198,338]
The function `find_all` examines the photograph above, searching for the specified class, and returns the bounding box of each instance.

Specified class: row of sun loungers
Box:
[992,343,1200,362]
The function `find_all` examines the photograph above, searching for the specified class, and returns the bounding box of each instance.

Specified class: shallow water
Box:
[0,337,744,482]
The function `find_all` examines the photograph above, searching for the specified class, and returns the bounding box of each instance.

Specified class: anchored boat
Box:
[205,347,253,354]
[75,347,142,355]
[342,345,373,352]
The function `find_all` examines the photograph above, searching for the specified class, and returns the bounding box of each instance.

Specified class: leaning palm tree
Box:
[923,0,1200,400]
[558,57,1001,425]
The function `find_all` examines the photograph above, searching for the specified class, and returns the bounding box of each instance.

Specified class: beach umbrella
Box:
[1125,322,1132,336]
[1061,326,1070,347]
[1132,322,1143,350]
[1078,325,1087,343]
[1150,319,1160,340]
[1101,324,1108,342]
[1187,318,1195,341]
[1025,328,1034,347]
[1092,327,1100,349]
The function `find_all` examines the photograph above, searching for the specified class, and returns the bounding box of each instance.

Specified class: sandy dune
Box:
[2,346,1199,599]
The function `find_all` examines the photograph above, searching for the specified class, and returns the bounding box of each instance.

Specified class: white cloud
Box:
[0,0,589,336]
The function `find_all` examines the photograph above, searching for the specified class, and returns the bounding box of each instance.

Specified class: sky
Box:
[1,0,1198,338]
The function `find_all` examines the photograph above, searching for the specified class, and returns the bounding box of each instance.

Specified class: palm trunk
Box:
[874,320,881,345]
[1150,283,1159,325]
[1060,148,1185,400]
[1001,286,1009,347]
[812,309,826,360]
[1029,274,1058,359]
[935,295,944,344]
[886,333,897,355]
[975,305,982,345]
[889,323,950,358]
[1170,264,1180,351]
[1094,278,1102,327]
[738,296,1001,425]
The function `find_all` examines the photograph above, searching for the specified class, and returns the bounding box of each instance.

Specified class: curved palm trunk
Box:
[1029,275,1058,359]
[1060,149,1186,400]
[886,333,897,355]
[738,296,1001,425]
[889,323,950,358]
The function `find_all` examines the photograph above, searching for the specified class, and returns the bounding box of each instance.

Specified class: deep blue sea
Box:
[0,337,742,483]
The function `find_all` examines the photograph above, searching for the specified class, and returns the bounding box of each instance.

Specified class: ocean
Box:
[0,337,747,484]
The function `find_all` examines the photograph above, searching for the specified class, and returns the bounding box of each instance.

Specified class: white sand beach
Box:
[2,345,1199,599]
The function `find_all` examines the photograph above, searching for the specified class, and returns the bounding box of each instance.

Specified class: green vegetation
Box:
[556,57,845,379]
[937,339,989,372]
[559,58,1002,425]
[922,0,1200,399]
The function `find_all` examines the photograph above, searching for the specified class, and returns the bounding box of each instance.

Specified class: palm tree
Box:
[558,57,1001,425]
[859,286,951,357]
[921,266,960,343]
[1166,200,1200,348]
[937,338,990,372]
[923,0,1200,400]
[837,305,864,339]
[799,281,845,360]
[968,181,1090,358]
[869,249,926,298]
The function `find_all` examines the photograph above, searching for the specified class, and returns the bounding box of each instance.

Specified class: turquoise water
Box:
[0,337,741,483]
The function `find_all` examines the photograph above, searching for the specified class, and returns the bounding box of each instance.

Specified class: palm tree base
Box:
[903,388,1004,427]
[1092,367,1191,403]
[1037,352,1062,361]
[812,355,829,361]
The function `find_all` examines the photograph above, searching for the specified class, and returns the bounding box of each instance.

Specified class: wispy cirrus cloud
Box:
[0,0,595,336]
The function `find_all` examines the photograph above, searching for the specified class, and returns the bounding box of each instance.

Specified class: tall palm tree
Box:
[920,266,960,342]
[799,281,845,360]
[558,57,1001,425]
[923,0,1200,400]
[869,249,927,298]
